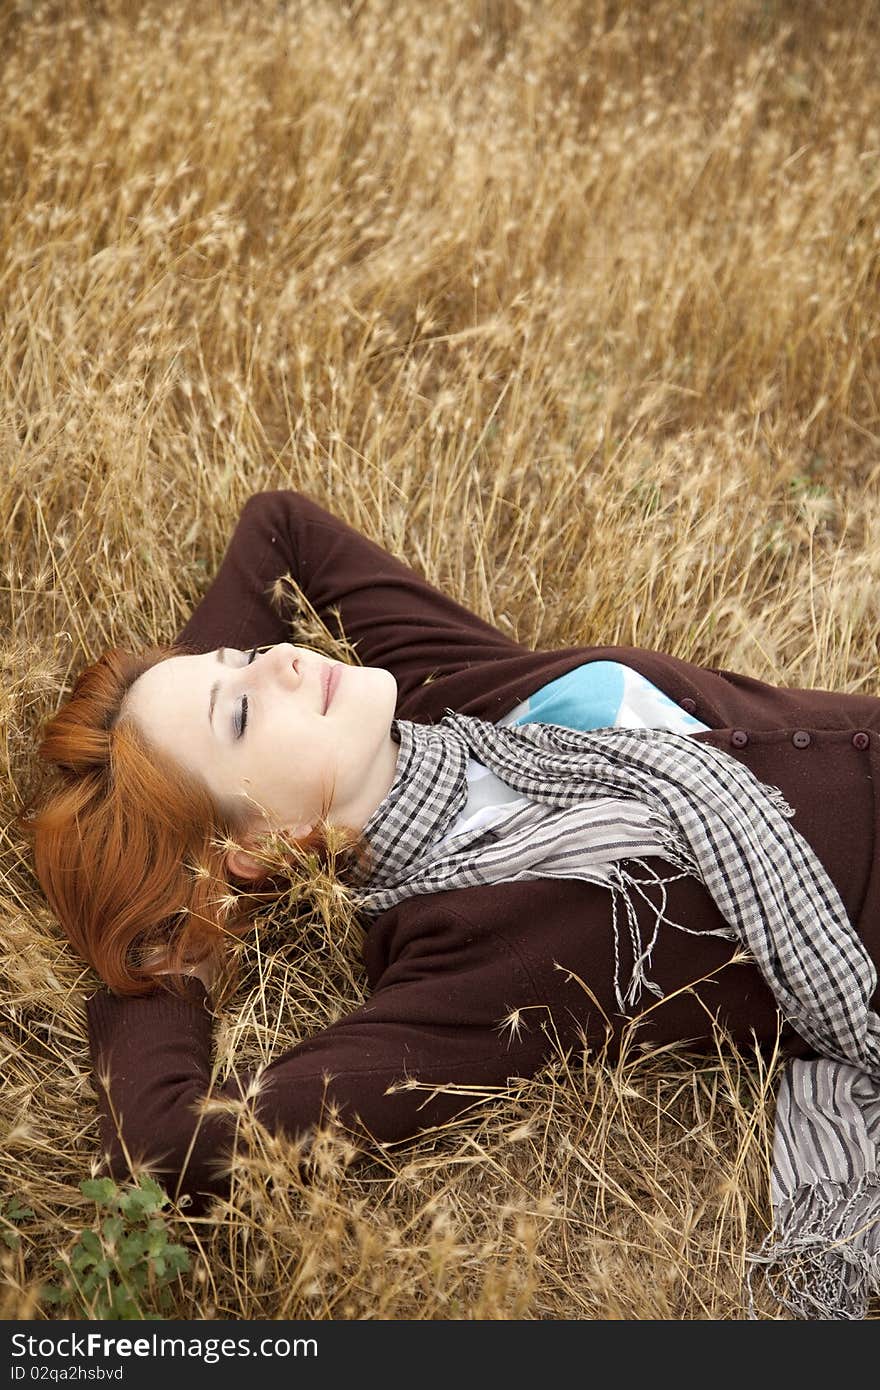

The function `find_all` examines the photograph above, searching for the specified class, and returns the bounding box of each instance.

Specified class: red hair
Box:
[15,642,372,997]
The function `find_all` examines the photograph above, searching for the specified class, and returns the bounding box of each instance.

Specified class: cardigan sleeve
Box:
[172,488,525,710]
[85,901,546,1214]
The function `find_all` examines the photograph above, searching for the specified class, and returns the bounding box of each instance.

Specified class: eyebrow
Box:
[208,647,226,730]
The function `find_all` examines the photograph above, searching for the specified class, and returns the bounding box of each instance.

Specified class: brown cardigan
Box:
[85,490,880,1212]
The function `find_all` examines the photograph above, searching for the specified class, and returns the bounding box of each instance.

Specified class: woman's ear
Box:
[225,844,269,881]
[225,824,314,881]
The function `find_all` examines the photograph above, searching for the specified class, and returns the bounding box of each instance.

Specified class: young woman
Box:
[21,489,880,1316]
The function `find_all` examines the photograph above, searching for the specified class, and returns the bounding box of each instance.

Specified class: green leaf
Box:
[112,1283,138,1318]
[119,1193,142,1220]
[39,1284,67,1305]
[126,1176,167,1215]
[102,1216,124,1246]
[2,1230,20,1249]
[138,1175,168,1201]
[119,1231,148,1267]
[78,1229,102,1258]
[6,1199,35,1222]
[120,1188,159,1220]
[81,1178,119,1206]
[72,1239,100,1273]
[145,1224,167,1256]
[163,1246,190,1276]
[94,1291,114,1319]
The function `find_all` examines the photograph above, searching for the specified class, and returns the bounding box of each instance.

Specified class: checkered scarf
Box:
[348,711,880,1318]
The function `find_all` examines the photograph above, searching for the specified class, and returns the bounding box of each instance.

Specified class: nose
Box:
[265,641,301,683]
[256,642,316,695]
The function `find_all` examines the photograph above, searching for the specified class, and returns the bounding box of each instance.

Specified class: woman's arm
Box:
[173,489,525,715]
[86,900,546,1214]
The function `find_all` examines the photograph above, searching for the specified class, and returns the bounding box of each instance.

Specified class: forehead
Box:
[125,651,211,725]
[138,650,207,692]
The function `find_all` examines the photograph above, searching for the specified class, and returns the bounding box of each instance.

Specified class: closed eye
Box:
[235,647,258,739]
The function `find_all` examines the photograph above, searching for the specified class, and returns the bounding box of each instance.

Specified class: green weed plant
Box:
[41,1176,190,1320]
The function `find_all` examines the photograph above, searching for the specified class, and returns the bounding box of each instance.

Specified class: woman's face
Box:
[122,642,399,860]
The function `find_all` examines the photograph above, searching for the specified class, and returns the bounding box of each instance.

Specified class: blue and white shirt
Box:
[434,661,709,848]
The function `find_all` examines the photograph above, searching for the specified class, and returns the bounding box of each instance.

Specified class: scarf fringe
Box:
[607,852,746,1012]
[758,782,797,820]
[608,858,688,1009]
[746,1173,880,1319]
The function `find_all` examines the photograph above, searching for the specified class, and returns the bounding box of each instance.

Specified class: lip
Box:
[322,663,341,714]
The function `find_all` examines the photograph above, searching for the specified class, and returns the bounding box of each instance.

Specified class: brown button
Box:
[792,730,811,748]
[852,731,870,751]
[679,697,697,714]
[731,730,749,748]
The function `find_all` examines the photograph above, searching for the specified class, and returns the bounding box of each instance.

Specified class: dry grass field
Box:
[2,0,879,1320]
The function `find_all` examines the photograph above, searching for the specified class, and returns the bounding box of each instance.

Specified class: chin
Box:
[374,664,398,716]
[366,663,397,693]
